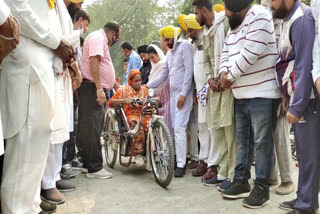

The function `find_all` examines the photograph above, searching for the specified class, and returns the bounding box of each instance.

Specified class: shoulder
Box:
[292,4,315,32]
[180,40,193,50]
[87,30,104,42]
[248,5,272,23]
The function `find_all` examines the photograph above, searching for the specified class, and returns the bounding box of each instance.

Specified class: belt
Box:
[198,45,203,51]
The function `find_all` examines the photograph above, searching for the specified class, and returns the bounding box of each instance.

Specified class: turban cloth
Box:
[177,14,188,31]
[182,14,203,30]
[160,26,181,39]
[128,70,141,86]
[137,45,148,54]
[223,0,253,12]
[213,4,225,13]
[69,0,84,3]
[47,0,55,9]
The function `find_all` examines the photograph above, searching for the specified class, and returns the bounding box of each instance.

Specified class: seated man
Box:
[109,70,150,155]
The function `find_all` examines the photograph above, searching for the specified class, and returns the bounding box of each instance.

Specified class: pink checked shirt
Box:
[82,29,115,90]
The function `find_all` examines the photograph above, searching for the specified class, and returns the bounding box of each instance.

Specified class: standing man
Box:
[219,0,281,209]
[137,45,152,84]
[312,0,320,95]
[271,0,320,213]
[0,0,74,213]
[182,14,212,178]
[192,0,236,190]
[148,25,194,177]
[78,21,120,179]
[121,41,142,85]
[0,0,20,211]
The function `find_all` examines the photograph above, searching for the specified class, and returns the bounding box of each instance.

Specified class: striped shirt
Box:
[219,5,281,99]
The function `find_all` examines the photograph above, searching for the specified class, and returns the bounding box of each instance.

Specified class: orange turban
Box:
[128,69,141,85]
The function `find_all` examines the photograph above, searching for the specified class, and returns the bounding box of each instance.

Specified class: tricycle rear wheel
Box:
[103,113,118,168]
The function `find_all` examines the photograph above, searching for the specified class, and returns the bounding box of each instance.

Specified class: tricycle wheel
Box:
[149,120,174,188]
[103,113,118,168]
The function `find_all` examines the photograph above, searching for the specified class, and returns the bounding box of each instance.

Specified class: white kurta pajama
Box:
[0,0,61,213]
[193,36,211,162]
[0,0,9,157]
[42,0,79,190]
[148,39,194,168]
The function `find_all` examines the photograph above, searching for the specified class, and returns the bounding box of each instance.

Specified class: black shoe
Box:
[286,209,316,214]
[280,199,297,211]
[222,179,251,199]
[242,184,270,209]
[56,180,76,192]
[174,167,185,178]
[40,201,57,214]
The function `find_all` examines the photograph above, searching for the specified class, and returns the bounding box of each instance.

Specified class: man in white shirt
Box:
[0,0,74,213]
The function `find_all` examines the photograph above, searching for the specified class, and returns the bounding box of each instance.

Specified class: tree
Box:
[85,0,167,81]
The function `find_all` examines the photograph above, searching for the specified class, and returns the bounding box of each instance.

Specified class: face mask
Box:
[78,27,84,35]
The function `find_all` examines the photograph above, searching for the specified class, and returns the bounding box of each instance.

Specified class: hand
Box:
[124,98,132,105]
[193,93,198,104]
[53,39,75,67]
[220,71,233,90]
[96,90,107,106]
[316,78,320,96]
[0,15,20,60]
[287,111,300,124]
[177,95,186,109]
[280,96,289,116]
[208,78,220,92]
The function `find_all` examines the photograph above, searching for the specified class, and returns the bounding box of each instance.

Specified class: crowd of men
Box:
[0,0,319,213]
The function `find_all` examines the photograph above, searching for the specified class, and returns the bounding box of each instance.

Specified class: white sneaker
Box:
[86,169,112,179]
[81,168,88,173]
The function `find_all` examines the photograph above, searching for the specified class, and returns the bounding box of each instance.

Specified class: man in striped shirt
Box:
[218,0,281,209]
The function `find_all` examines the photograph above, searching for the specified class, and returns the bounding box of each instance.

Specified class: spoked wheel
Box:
[149,119,174,188]
[103,113,118,168]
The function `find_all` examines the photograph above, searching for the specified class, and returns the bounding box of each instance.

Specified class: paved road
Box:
[57,159,298,214]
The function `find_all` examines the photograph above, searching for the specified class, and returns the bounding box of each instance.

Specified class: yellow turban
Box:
[177,14,188,31]
[69,0,84,3]
[160,26,181,39]
[213,4,225,13]
[182,14,203,30]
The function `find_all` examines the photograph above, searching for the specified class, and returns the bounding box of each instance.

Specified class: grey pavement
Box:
[57,159,299,214]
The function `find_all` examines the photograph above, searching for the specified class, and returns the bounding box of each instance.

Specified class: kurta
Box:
[203,11,234,129]
[0,0,9,156]
[148,40,194,129]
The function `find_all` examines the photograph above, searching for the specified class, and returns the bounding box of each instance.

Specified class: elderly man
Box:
[270,0,319,213]
[218,0,281,209]
[0,0,75,213]
[77,21,120,179]
[148,25,194,177]
[121,41,142,85]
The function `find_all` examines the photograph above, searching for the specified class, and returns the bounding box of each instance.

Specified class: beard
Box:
[228,14,244,30]
[167,42,174,49]
[272,1,289,19]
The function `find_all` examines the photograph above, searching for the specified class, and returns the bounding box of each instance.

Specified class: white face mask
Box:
[78,27,85,35]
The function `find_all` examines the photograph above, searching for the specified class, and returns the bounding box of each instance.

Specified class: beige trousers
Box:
[215,124,237,179]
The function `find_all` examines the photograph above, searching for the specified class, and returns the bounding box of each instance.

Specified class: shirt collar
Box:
[100,28,108,44]
[284,0,301,21]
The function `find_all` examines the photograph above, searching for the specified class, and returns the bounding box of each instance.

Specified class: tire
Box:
[103,113,118,168]
[149,119,174,188]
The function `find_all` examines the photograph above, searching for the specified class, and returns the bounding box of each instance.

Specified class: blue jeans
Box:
[234,98,275,186]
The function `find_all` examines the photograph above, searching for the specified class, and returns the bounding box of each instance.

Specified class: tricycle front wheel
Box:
[149,120,174,188]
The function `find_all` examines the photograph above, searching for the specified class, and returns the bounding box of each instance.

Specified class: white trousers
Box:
[207,128,220,167]
[42,143,63,189]
[175,126,188,168]
[1,80,52,214]
[198,123,211,161]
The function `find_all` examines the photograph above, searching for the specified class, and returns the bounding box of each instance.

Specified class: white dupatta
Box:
[148,44,166,82]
